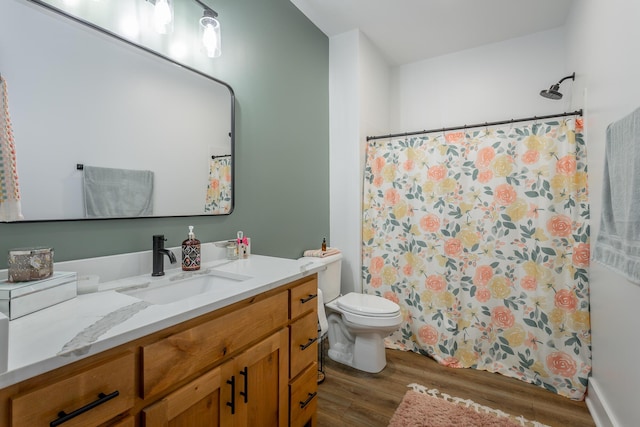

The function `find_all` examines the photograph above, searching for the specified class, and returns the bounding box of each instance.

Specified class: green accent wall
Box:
[0,0,329,269]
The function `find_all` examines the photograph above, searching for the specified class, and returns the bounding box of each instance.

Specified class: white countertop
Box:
[0,254,323,389]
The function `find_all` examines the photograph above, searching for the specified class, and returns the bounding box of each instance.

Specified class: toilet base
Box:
[326,313,395,373]
[328,343,353,366]
[328,332,388,373]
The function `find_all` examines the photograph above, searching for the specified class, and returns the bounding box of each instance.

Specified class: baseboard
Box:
[586,378,617,427]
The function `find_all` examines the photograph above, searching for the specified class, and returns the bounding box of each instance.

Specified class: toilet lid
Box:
[337,292,400,317]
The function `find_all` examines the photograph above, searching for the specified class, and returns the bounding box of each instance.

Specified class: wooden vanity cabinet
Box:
[142,328,288,427]
[0,274,318,427]
[288,278,319,427]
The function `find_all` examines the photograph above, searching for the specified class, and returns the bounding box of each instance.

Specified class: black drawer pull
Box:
[300,337,318,351]
[300,294,317,304]
[226,376,236,414]
[299,392,317,409]
[239,367,248,403]
[50,390,119,427]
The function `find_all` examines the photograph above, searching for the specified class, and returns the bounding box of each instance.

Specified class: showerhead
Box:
[540,84,563,100]
[540,72,575,100]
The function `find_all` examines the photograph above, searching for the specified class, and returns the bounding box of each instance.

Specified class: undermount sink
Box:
[119,269,252,305]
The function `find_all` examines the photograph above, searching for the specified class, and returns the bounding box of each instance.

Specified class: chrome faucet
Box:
[152,234,177,276]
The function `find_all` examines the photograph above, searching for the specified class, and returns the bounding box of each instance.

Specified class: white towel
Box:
[594,106,640,284]
[83,166,154,217]
[303,247,341,258]
[0,76,23,221]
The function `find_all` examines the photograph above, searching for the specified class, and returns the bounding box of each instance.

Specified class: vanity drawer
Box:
[289,362,318,427]
[142,291,288,398]
[290,277,318,319]
[11,352,134,427]
[109,415,135,427]
[290,310,318,379]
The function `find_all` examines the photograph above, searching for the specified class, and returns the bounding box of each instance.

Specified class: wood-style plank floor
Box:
[316,347,594,427]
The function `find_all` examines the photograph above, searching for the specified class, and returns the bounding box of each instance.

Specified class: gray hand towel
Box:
[83,166,154,217]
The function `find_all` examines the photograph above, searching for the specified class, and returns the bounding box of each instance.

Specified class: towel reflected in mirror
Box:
[83,165,154,218]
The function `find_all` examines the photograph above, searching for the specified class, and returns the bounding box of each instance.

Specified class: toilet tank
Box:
[303,253,342,302]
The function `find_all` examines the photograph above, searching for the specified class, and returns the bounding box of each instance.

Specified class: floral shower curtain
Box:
[362,117,591,400]
[204,156,232,214]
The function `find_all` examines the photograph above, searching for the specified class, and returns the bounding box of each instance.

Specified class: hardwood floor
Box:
[316,347,594,427]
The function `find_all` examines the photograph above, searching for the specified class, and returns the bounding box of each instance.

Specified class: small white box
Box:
[0,311,7,373]
[0,271,77,320]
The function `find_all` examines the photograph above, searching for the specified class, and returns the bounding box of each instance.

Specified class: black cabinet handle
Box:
[226,376,236,414]
[299,392,317,409]
[300,337,318,351]
[239,367,248,403]
[50,390,119,427]
[300,294,317,304]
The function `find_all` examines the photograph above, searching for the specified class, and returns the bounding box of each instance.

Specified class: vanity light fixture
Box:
[146,0,174,35]
[154,0,173,34]
[195,0,221,58]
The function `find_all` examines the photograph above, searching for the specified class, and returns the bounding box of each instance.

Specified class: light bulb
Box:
[200,13,221,58]
[154,0,173,34]
[202,24,218,57]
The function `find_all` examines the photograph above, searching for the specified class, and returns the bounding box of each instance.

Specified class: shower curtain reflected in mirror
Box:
[204,156,232,214]
[362,116,591,400]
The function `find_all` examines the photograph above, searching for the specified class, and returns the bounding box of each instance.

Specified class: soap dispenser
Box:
[182,225,201,271]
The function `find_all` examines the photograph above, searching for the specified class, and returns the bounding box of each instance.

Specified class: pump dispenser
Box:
[182,225,201,271]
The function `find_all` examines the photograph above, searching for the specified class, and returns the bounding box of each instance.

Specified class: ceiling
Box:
[290,0,575,66]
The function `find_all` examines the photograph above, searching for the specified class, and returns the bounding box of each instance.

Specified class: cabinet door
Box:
[231,328,289,427]
[142,364,232,427]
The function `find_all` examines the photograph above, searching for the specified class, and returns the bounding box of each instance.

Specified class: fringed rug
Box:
[388,383,550,427]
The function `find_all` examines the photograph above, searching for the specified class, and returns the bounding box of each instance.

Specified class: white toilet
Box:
[301,253,402,373]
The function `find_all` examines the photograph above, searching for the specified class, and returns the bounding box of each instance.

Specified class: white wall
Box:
[565,1,640,425]
[390,28,572,132]
[329,30,390,294]
[329,30,360,294]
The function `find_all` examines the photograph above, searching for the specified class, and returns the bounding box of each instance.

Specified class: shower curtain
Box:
[204,156,232,214]
[362,117,591,400]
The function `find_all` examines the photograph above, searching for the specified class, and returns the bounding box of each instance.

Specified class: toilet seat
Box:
[337,292,400,317]
[326,293,402,328]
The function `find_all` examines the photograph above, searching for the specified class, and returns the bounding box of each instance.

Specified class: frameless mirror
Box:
[0,0,234,221]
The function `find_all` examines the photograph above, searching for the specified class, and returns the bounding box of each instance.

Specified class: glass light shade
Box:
[154,0,173,34]
[200,14,221,58]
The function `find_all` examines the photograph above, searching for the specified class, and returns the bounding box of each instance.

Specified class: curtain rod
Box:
[366,109,583,142]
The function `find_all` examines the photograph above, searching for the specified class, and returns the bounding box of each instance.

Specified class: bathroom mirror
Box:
[0,0,235,221]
